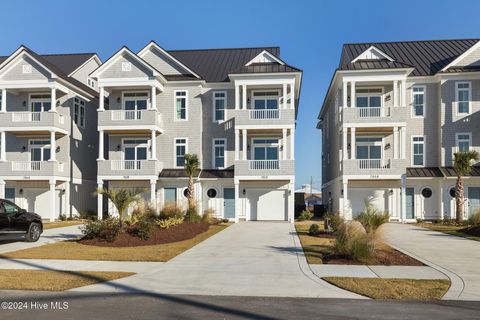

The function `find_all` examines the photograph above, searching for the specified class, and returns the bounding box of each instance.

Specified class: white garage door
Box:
[23,188,63,220]
[248,189,287,221]
[349,188,387,218]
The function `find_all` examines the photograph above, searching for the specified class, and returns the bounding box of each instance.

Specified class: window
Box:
[252,139,279,160]
[123,92,148,119]
[175,138,187,167]
[356,137,382,160]
[29,140,51,162]
[456,133,471,152]
[30,94,51,112]
[412,86,425,117]
[412,136,425,166]
[123,139,149,169]
[73,97,86,127]
[456,82,471,114]
[121,61,131,72]
[421,187,432,198]
[175,91,187,120]
[2,201,19,214]
[449,187,456,198]
[252,91,279,110]
[207,188,217,198]
[356,88,382,109]
[213,139,226,168]
[183,188,190,198]
[213,91,226,122]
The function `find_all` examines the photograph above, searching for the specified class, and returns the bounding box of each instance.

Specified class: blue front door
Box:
[406,188,415,219]
[468,187,480,218]
[224,188,235,219]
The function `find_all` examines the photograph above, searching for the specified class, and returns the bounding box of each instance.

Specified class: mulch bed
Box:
[459,226,480,237]
[322,247,424,266]
[78,222,210,247]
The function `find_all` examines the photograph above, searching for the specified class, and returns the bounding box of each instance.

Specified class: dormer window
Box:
[352,46,394,63]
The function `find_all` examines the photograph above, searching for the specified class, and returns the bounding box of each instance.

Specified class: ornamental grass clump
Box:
[355,200,390,233]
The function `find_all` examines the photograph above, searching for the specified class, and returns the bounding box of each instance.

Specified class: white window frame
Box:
[73,97,86,128]
[121,138,150,161]
[250,137,280,160]
[212,90,227,122]
[455,81,471,115]
[212,138,226,169]
[29,93,52,112]
[28,139,51,161]
[174,90,188,121]
[456,132,472,152]
[122,91,150,111]
[355,87,384,108]
[174,137,188,168]
[411,135,426,167]
[251,90,280,110]
[355,136,384,160]
[411,85,426,118]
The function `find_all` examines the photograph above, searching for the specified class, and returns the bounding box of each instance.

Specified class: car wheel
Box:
[25,223,41,242]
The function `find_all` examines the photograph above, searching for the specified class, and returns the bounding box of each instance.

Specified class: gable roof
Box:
[340,39,480,76]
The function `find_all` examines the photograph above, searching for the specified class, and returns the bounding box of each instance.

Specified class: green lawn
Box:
[417,223,480,242]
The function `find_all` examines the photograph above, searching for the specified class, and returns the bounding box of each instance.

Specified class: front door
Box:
[468,187,480,218]
[406,187,415,219]
[223,188,235,219]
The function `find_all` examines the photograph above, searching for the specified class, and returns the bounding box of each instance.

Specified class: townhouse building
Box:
[92,42,301,222]
[319,39,480,221]
[0,46,100,221]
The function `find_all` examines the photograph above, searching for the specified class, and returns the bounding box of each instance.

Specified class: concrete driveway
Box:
[74,222,361,298]
[384,223,480,301]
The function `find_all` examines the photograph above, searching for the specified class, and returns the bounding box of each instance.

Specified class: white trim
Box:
[121,90,151,110]
[121,137,151,161]
[250,89,281,111]
[250,137,280,161]
[411,135,426,167]
[411,85,426,118]
[455,81,471,116]
[28,92,52,112]
[174,90,188,121]
[173,137,188,168]
[441,40,480,71]
[245,50,285,66]
[351,46,395,63]
[67,54,102,77]
[212,138,227,169]
[0,48,54,79]
[455,132,472,152]
[212,90,227,122]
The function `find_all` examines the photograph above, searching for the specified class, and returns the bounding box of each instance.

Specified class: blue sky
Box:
[1,0,479,189]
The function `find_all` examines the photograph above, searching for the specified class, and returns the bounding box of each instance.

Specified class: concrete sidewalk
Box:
[0,225,83,255]
[311,264,448,279]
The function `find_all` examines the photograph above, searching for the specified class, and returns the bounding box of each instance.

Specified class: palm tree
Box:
[453,150,479,223]
[184,153,200,210]
[95,188,144,224]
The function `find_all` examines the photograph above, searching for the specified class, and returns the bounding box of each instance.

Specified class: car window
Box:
[3,202,18,214]
[0,204,5,214]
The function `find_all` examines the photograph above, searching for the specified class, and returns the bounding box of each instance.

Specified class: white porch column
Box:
[350,81,356,108]
[288,182,295,223]
[401,79,407,107]
[150,130,157,160]
[393,126,399,159]
[99,86,105,111]
[150,86,157,110]
[283,83,288,109]
[401,174,407,222]
[49,179,56,222]
[97,180,103,220]
[49,131,56,161]
[438,180,444,220]
[234,182,240,223]
[343,179,349,219]
[282,128,288,160]
[342,127,348,160]
[98,130,104,161]
[0,131,5,162]
[0,180,5,199]
[393,80,398,107]
[290,127,295,160]
[290,81,295,109]
[242,85,247,110]
[1,89,6,113]
[50,88,56,112]
[235,129,240,160]
[400,126,406,159]
[235,85,240,110]
[64,181,70,218]
[350,127,356,159]
[242,129,247,160]
[343,81,348,107]
[150,179,157,209]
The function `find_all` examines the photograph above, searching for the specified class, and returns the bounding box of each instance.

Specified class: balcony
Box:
[229,108,295,127]
[342,106,407,124]
[98,159,160,178]
[235,160,294,177]
[0,161,66,178]
[98,110,163,132]
[343,158,408,177]
[0,112,70,133]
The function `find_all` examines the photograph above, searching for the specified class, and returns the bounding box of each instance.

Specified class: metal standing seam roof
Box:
[340,39,480,76]
[159,168,234,179]
[407,167,480,178]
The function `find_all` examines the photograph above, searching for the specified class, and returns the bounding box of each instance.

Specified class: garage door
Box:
[248,189,287,221]
[23,188,63,220]
[349,188,387,218]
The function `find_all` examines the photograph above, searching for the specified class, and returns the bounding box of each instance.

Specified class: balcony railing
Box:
[249,109,280,120]
[357,107,390,118]
[10,112,65,124]
[111,160,146,171]
[10,161,64,172]
[111,110,145,121]
[249,160,280,170]
[357,159,391,169]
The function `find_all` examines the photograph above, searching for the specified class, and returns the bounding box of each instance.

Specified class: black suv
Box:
[0,199,43,242]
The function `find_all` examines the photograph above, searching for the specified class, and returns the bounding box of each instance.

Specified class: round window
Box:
[449,187,456,198]
[421,187,432,198]
[183,188,190,198]
[207,188,217,198]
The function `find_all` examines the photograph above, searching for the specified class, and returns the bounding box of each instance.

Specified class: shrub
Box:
[333,221,374,262]
[298,210,313,221]
[159,202,183,219]
[184,206,202,222]
[308,223,321,236]
[468,210,480,226]
[80,210,98,221]
[128,204,157,226]
[80,218,121,242]
[355,200,389,233]
[156,217,184,229]
[202,208,219,224]
[58,214,67,221]
[416,218,424,223]
[324,212,344,232]
[128,218,154,240]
